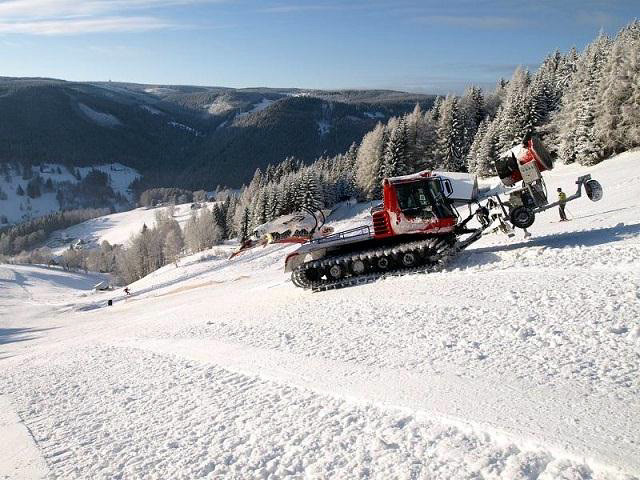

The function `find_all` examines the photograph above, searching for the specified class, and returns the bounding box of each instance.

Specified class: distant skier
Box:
[124,287,131,296]
[557,188,568,221]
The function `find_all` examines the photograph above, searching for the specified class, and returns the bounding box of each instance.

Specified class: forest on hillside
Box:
[224,20,640,241]
[0,80,433,189]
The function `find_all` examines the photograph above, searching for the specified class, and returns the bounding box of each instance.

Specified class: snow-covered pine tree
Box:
[536,51,563,114]
[417,108,439,170]
[557,47,579,95]
[297,171,322,212]
[405,105,425,172]
[475,117,500,177]
[466,118,488,174]
[264,164,275,184]
[460,86,486,154]
[496,67,531,151]
[130,223,153,278]
[343,147,359,199]
[239,206,250,241]
[380,117,409,178]
[264,185,279,221]
[556,33,611,164]
[277,174,296,216]
[355,122,385,199]
[435,95,466,172]
[212,203,228,238]
[225,196,238,239]
[319,170,337,207]
[430,96,443,123]
[574,34,611,164]
[250,190,268,229]
[595,20,640,156]
[344,142,358,170]
[527,74,549,130]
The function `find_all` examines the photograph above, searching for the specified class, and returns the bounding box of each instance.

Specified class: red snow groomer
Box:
[285,136,603,292]
[286,170,493,291]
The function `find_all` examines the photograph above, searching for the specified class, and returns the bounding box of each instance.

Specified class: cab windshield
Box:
[395,179,454,218]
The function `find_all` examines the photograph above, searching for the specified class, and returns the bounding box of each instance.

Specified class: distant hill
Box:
[0,77,434,189]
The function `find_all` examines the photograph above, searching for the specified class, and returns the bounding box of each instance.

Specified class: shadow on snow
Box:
[470,222,640,257]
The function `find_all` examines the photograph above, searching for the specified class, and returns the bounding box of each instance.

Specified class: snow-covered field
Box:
[46,202,217,254]
[1,151,639,479]
[0,162,140,225]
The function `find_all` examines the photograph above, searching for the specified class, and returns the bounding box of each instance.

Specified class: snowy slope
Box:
[0,163,140,225]
[46,202,217,253]
[1,151,639,479]
[236,98,276,119]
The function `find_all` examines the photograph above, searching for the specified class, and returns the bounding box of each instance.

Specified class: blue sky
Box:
[0,0,637,93]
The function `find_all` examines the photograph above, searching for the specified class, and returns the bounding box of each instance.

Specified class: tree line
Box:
[215,21,639,242]
[0,208,111,256]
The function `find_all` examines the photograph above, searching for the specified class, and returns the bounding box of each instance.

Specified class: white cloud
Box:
[0,16,175,35]
[575,11,618,28]
[414,15,524,29]
[0,0,223,35]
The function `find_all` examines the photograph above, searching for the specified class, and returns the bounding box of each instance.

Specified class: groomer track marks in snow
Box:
[1,150,639,478]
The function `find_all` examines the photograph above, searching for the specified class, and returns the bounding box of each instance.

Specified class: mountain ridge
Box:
[0,76,434,190]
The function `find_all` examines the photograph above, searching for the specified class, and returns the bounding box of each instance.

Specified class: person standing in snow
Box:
[557,188,568,221]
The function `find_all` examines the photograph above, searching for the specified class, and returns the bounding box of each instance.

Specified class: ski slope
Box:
[1,151,639,479]
[46,202,218,254]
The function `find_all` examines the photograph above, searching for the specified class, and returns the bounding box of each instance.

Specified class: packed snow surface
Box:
[1,151,640,479]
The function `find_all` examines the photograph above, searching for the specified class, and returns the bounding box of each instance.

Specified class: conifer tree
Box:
[380,117,409,178]
[435,95,466,171]
[496,67,532,151]
[297,172,322,212]
[460,86,486,148]
[466,119,488,174]
[239,206,250,241]
[475,117,500,177]
[595,21,640,156]
[355,122,385,199]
